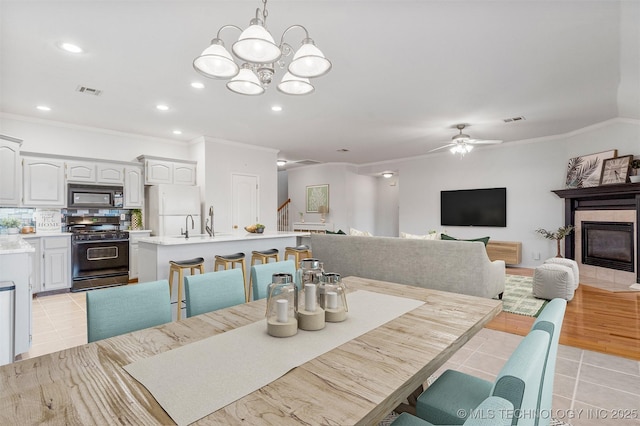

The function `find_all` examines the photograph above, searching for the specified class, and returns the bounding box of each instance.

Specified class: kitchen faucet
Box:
[182,214,194,239]
[206,206,214,237]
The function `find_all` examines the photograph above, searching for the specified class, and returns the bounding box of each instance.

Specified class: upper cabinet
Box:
[124,166,143,208]
[137,155,197,185]
[67,161,125,184]
[0,135,22,206]
[96,164,124,184]
[66,160,96,183]
[22,156,66,207]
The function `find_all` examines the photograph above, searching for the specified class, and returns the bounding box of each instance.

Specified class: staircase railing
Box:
[277,198,291,231]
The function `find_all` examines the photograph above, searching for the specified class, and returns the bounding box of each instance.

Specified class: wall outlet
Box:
[532,251,541,260]
[120,213,126,220]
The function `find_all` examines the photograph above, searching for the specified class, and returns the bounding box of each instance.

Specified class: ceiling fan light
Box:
[232,23,281,64]
[277,72,314,95]
[465,144,474,153]
[226,68,265,95]
[288,40,332,78]
[450,146,458,154]
[193,40,239,79]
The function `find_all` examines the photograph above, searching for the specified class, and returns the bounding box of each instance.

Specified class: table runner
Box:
[124,290,424,425]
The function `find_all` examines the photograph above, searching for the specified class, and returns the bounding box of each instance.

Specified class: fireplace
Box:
[582,221,634,272]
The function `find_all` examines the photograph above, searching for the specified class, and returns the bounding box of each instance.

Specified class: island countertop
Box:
[0,235,36,255]
[138,230,308,246]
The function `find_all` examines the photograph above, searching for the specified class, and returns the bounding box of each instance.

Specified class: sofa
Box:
[310,234,505,299]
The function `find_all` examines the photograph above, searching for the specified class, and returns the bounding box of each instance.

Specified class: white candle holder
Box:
[320,273,348,322]
[266,273,298,337]
[298,283,325,331]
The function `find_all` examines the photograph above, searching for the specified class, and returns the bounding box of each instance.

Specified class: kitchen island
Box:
[138,231,308,312]
[0,236,35,364]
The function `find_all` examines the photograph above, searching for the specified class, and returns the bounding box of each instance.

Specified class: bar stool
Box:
[214,252,248,301]
[284,245,312,268]
[168,257,204,320]
[250,248,280,266]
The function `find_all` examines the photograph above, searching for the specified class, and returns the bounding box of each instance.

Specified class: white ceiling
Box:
[1,1,638,167]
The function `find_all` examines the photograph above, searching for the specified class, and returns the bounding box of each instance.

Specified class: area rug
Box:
[500,274,548,317]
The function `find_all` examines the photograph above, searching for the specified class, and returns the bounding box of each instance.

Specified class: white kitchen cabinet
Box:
[22,156,66,207]
[96,164,124,184]
[128,230,151,280]
[25,235,71,294]
[124,166,143,208]
[137,155,197,185]
[0,243,34,358]
[66,160,96,183]
[42,237,71,292]
[0,135,22,206]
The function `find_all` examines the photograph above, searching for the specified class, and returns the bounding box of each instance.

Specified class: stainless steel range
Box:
[66,216,129,292]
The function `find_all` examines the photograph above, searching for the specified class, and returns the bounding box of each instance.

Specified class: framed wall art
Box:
[600,155,632,185]
[306,184,329,213]
[565,149,617,188]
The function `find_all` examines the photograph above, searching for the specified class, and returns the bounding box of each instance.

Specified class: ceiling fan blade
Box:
[468,139,503,145]
[428,143,455,153]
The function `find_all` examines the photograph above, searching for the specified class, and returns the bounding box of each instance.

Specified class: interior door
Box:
[232,174,258,230]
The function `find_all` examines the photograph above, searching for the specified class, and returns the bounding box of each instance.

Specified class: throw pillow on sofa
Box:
[349,228,372,236]
[326,229,346,235]
[441,234,490,246]
[400,231,439,240]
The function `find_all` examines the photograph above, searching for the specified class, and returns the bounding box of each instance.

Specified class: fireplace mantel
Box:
[552,183,640,283]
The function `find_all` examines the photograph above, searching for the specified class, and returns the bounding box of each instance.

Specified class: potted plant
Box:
[131,209,143,230]
[255,223,265,233]
[536,225,574,258]
[630,158,640,183]
[1,217,22,234]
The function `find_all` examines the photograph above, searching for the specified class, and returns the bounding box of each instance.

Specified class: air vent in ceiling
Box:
[76,85,103,96]
[295,159,322,165]
[503,116,526,123]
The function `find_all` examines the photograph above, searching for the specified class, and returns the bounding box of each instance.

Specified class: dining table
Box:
[0,276,502,425]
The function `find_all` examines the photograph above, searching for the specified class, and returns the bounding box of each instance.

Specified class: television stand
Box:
[486,241,522,265]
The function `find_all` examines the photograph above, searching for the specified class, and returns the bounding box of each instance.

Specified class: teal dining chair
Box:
[86,280,171,343]
[414,299,566,426]
[184,268,246,317]
[413,329,550,426]
[250,260,296,301]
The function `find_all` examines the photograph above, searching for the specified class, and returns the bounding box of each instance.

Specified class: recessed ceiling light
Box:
[36,105,51,111]
[191,82,205,89]
[58,42,83,54]
[271,105,282,112]
[156,104,170,111]
[277,159,287,166]
[172,130,182,135]
[382,172,394,178]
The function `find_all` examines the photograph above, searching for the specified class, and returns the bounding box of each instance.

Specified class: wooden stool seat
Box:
[169,257,205,321]
[214,252,248,302]
[284,245,312,269]
[251,248,280,266]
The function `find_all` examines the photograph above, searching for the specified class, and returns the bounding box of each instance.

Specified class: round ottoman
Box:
[544,257,579,290]
[533,263,575,301]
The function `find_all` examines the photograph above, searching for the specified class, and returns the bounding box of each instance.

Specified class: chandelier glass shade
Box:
[193,0,331,96]
[450,143,474,156]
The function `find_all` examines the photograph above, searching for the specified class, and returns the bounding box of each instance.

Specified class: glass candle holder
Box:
[298,282,325,331]
[266,273,298,337]
[296,258,324,290]
[320,272,348,322]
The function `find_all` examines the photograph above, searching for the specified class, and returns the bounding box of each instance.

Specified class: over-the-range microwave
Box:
[67,184,124,209]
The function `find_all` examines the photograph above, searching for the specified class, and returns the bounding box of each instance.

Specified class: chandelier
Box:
[450,143,473,156]
[193,0,332,96]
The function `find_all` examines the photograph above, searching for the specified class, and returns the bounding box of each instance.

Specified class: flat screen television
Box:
[440,187,507,227]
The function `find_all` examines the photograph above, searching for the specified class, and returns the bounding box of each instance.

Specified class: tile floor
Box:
[21,292,640,425]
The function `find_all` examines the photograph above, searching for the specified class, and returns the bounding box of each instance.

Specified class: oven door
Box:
[71,240,129,291]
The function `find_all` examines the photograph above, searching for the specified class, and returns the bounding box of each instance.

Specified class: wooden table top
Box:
[0,277,502,425]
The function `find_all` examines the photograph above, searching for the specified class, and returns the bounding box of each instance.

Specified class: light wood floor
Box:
[487,267,640,361]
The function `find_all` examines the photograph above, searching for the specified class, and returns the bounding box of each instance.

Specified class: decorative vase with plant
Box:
[536,225,574,258]
[630,158,640,183]
[1,217,22,234]
[131,209,143,230]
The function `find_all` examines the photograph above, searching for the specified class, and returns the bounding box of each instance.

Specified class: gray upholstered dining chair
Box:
[86,280,172,343]
[249,260,296,301]
[184,268,246,317]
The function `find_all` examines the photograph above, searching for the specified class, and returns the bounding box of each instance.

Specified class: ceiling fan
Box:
[428,124,503,156]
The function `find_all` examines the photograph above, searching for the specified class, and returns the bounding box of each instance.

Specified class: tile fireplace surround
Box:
[553,183,640,286]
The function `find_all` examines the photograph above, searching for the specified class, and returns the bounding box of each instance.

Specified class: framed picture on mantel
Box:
[565,149,617,188]
[306,184,329,213]
[600,155,632,185]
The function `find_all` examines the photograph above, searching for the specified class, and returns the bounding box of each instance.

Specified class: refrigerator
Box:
[146,185,201,236]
